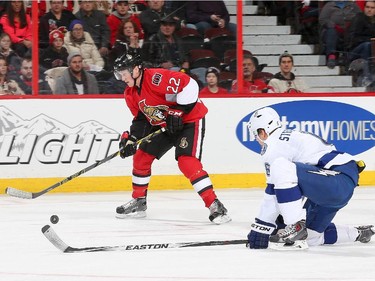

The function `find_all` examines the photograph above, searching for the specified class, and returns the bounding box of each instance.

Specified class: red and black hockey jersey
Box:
[124,68,208,126]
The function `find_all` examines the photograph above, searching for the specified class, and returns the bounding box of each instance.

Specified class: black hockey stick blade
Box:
[6,128,166,199]
[42,225,248,253]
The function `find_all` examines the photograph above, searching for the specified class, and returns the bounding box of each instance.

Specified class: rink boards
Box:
[0,95,374,193]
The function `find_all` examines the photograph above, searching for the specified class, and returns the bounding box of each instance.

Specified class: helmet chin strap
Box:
[131,66,142,86]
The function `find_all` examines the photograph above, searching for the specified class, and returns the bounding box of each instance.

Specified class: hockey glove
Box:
[119,131,137,158]
[248,218,276,249]
[166,109,184,134]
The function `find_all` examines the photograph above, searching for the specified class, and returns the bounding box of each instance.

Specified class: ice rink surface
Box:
[1,187,375,281]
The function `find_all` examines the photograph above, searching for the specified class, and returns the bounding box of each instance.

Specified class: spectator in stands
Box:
[319,1,361,69]
[9,56,31,94]
[108,18,142,70]
[107,0,144,47]
[140,0,179,40]
[297,0,320,44]
[355,0,366,11]
[75,0,111,57]
[40,29,69,71]
[54,52,100,94]
[348,1,375,62]
[185,1,236,38]
[38,1,76,17]
[0,56,24,95]
[256,1,273,16]
[64,19,105,72]
[0,32,21,73]
[268,52,309,93]
[94,0,113,17]
[347,1,375,86]
[128,0,147,14]
[0,2,7,18]
[199,67,228,95]
[36,1,47,17]
[0,1,32,57]
[231,54,270,93]
[39,0,76,49]
[141,16,189,70]
[8,55,53,95]
[257,1,296,26]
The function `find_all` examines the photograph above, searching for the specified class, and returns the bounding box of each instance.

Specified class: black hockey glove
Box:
[247,218,276,249]
[166,109,184,134]
[119,131,137,158]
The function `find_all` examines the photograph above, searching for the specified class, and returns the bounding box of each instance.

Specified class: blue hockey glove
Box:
[166,109,183,134]
[248,218,276,249]
[119,131,137,158]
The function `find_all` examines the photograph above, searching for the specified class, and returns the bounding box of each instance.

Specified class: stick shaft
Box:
[42,225,248,253]
[6,128,165,199]
[35,151,119,198]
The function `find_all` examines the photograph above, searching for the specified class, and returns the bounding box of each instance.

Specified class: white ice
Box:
[1,187,375,281]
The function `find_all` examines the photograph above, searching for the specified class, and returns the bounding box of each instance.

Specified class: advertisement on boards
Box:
[235,100,375,156]
[0,105,119,165]
[0,97,374,188]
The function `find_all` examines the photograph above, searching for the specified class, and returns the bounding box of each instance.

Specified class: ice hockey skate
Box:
[355,225,375,243]
[116,197,147,219]
[268,220,308,250]
[208,199,231,224]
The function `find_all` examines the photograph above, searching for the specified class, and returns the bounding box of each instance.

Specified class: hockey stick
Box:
[268,241,308,251]
[42,225,248,253]
[5,128,166,199]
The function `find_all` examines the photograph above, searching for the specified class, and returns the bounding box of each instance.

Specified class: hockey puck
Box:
[50,215,59,224]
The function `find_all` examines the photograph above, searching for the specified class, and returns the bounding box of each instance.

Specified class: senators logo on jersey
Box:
[179,137,188,149]
[139,99,168,125]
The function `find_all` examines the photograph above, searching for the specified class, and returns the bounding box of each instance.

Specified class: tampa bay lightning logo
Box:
[307,169,341,176]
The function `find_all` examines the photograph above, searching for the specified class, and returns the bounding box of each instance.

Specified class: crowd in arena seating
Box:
[0,0,374,96]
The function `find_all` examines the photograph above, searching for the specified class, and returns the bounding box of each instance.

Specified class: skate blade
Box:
[211,215,232,225]
[268,240,308,251]
[116,211,147,219]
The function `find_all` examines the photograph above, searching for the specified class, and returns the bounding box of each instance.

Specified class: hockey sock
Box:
[132,150,155,198]
[307,223,359,246]
[331,224,359,244]
[178,155,216,207]
[323,223,338,244]
[200,188,217,208]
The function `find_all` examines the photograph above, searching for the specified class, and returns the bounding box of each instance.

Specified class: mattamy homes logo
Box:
[0,106,120,165]
[236,100,375,155]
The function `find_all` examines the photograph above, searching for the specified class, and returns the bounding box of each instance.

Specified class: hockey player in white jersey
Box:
[247,106,374,249]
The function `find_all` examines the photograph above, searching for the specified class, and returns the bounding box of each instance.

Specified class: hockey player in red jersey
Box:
[113,53,231,224]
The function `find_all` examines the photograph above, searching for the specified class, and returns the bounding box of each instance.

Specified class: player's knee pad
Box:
[271,157,298,188]
[177,155,205,181]
[133,149,156,176]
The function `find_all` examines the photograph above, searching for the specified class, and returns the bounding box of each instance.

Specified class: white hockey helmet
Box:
[247,107,281,137]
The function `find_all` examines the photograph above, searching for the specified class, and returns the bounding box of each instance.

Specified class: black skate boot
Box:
[116,197,147,219]
[355,225,375,243]
[208,199,231,224]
